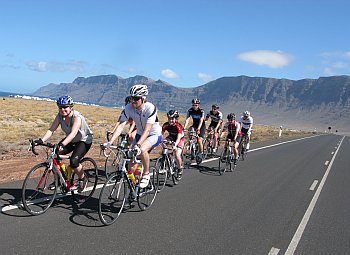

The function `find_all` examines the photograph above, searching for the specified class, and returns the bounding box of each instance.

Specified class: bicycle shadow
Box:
[195,165,222,176]
[0,187,30,217]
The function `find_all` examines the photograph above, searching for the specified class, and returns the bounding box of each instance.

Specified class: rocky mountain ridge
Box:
[33,74,350,133]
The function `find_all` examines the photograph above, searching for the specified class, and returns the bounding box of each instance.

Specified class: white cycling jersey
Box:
[239,116,254,129]
[119,102,162,136]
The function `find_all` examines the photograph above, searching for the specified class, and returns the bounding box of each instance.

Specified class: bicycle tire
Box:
[22,163,58,215]
[71,157,98,204]
[98,172,127,226]
[137,166,157,210]
[154,157,168,192]
[218,148,230,175]
[104,151,122,178]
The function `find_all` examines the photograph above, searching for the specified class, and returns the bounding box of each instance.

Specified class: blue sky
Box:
[1,0,350,93]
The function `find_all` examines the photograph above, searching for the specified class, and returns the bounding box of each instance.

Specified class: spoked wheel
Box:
[71,157,98,204]
[104,151,122,178]
[218,148,231,175]
[98,173,127,226]
[22,163,57,215]
[154,157,168,192]
[171,166,182,185]
[137,166,158,210]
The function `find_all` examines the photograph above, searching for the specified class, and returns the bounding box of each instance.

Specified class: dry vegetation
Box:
[0,97,312,183]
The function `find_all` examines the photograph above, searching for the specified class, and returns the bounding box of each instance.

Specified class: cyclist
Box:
[238,110,253,151]
[109,96,137,147]
[35,95,93,192]
[205,104,223,153]
[220,113,242,165]
[162,110,185,175]
[105,84,162,188]
[184,98,206,164]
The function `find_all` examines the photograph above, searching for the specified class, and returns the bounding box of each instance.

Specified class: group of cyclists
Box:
[34,84,254,191]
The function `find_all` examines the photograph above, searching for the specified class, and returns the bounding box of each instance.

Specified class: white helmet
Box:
[243,111,250,117]
[130,84,148,97]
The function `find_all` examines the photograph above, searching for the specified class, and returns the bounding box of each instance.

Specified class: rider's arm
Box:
[234,122,240,141]
[109,121,127,144]
[184,116,190,130]
[41,115,60,142]
[197,117,204,132]
[61,115,82,146]
[127,121,136,136]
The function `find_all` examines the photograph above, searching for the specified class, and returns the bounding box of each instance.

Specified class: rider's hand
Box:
[103,142,111,148]
[196,129,200,135]
[57,142,66,151]
[34,138,43,145]
[134,144,142,156]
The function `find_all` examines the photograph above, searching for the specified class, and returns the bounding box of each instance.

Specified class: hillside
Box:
[32,74,350,133]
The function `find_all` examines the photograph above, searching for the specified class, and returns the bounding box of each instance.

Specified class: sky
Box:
[1,0,350,93]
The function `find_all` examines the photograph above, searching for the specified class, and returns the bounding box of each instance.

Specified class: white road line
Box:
[325,161,329,166]
[1,183,105,212]
[309,180,318,191]
[192,135,320,166]
[331,152,334,155]
[284,136,345,255]
[268,247,280,255]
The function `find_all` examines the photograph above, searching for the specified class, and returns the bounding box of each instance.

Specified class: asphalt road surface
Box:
[1,134,349,255]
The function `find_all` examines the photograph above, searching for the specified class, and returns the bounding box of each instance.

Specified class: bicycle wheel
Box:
[171,162,182,185]
[218,148,230,175]
[22,163,57,215]
[71,157,98,204]
[98,172,127,226]
[104,151,122,178]
[137,166,157,210]
[154,157,168,192]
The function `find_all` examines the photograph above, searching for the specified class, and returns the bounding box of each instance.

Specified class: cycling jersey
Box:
[186,108,205,128]
[162,122,184,141]
[119,102,162,136]
[58,110,93,144]
[206,110,223,128]
[223,121,242,137]
[238,116,253,129]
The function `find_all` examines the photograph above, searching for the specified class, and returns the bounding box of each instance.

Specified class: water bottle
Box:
[58,161,68,180]
[127,169,136,185]
[134,164,143,181]
[66,165,72,180]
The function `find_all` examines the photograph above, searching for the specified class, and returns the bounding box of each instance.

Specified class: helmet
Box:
[56,95,74,106]
[243,111,250,117]
[129,84,148,97]
[124,96,132,105]
[192,98,200,104]
[167,110,179,119]
[212,104,219,109]
[227,113,236,120]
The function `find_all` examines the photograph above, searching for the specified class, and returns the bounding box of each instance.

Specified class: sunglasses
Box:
[58,105,71,109]
[192,104,199,107]
[131,96,142,102]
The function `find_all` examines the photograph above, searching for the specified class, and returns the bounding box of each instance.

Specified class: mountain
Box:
[32,74,350,134]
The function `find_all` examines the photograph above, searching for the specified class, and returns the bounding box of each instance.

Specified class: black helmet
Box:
[192,98,200,104]
[212,104,219,109]
[125,96,132,105]
[167,110,179,119]
[227,113,236,120]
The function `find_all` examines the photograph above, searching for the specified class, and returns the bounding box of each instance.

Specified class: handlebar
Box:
[29,139,55,156]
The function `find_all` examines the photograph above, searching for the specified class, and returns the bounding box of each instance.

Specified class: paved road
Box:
[1,134,349,255]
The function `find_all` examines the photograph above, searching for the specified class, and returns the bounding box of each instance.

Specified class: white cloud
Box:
[197,72,213,83]
[161,69,179,78]
[27,60,86,73]
[238,50,293,68]
[0,64,20,69]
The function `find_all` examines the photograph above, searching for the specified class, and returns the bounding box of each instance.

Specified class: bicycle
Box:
[183,129,199,163]
[218,139,236,174]
[203,128,216,158]
[21,139,98,215]
[154,140,183,192]
[239,133,249,161]
[104,131,129,178]
[98,144,158,226]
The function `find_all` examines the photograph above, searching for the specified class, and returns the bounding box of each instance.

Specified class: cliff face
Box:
[33,74,350,133]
